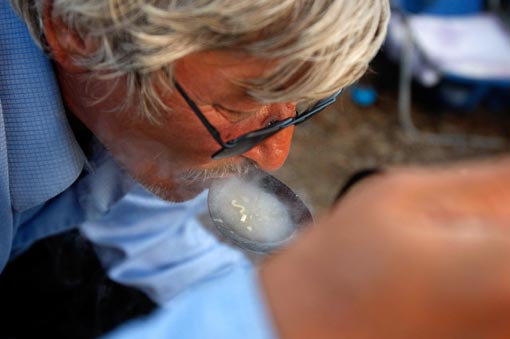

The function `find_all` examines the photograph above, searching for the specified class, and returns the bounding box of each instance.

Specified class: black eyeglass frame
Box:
[174,80,343,160]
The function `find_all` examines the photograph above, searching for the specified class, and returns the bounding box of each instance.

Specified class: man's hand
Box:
[260,157,510,339]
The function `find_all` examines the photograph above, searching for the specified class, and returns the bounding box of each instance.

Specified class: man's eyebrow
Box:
[188,84,260,113]
[212,103,257,115]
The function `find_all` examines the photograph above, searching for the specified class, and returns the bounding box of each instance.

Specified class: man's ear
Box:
[42,1,96,73]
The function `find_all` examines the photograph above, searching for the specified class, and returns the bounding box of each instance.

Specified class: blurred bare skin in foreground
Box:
[261,157,510,339]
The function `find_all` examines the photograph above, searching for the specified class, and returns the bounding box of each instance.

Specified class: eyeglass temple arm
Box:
[292,89,343,125]
[237,88,340,139]
[173,81,228,147]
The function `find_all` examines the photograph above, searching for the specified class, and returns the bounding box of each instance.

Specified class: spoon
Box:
[208,169,313,254]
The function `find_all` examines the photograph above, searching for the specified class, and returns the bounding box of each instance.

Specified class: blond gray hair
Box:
[11,0,390,122]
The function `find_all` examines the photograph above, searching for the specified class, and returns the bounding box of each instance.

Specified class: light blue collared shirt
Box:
[0,3,276,338]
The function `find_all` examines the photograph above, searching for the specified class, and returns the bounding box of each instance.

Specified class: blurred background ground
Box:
[274,54,510,218]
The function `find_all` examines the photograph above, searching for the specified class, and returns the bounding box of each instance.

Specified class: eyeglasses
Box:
[174,80,342,160]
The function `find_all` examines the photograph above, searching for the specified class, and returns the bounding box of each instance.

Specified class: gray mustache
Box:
[177,159,258,183]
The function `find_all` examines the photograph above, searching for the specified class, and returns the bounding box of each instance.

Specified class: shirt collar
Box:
[0,3,85,212]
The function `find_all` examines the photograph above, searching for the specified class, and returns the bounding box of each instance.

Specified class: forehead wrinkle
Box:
[179,51,279,107]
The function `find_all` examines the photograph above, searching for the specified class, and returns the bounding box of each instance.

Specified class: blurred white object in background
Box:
[385,5,510,148]
[409,14,510,80]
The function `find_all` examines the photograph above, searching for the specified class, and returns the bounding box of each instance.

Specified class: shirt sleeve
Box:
[79,184,278,338]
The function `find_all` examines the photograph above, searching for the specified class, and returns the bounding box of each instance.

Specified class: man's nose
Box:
[242,125,295,172]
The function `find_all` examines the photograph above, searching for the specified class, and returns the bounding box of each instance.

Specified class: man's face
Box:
[58,50,296,201]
